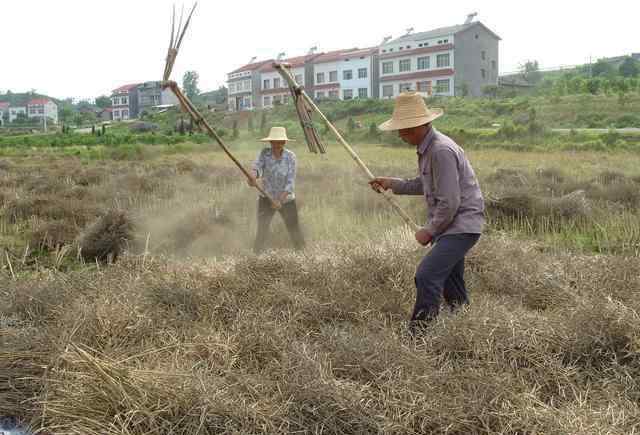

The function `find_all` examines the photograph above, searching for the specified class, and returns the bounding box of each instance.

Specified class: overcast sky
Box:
[1,0,638,101]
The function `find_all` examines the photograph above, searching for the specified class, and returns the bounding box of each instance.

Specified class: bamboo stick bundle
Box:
[274,63,421,232]
[285,74,326,154]
[161,4,278,208]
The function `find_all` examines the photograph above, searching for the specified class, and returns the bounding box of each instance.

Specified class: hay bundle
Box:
[487,190,590,220]
[78,210,134,263]
[543,189,590,219]
[486,168,529,187]
[30,220,77,252]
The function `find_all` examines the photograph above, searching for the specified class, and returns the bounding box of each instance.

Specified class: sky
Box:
[1,0,638,101]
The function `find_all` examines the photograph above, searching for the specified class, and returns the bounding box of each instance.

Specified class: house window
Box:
[273,95,282,105]
[481,69,486,79]
[417,56,430,70]
[399,59,411,72]
[382,85,394,98]
[122,97,128,105]
[492,60,497,70]
[358,88,368,99]
[329,71,338,82]
[122,109,129,119]
[343,70,353,80]
[283,95,290,104]
[273,78,281,88]
[316,91,325,99]
[417,81,432,93]
[382,61,394,74]
[343,89,353,100]
[436,79,450,94]
[316,72,325,84]
[295,74,303,85]
[481,51,486,60]
[244,80,251,90]
[399,83,412,93]
[328,90,339,99]
[263,79,270,89]
[229,83,235,93]
[263,96,272,106]
[113,110,120,118]
[437,53,450,68]
[358,68,367,79]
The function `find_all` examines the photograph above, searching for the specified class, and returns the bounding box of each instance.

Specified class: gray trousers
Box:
[412,233,480,323]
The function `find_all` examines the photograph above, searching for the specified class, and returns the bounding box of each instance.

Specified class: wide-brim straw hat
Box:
[378,92,443,131]
[260,126,295,142]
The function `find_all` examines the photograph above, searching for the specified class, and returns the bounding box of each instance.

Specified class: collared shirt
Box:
[252,147,297,202]
[391,128,485,238]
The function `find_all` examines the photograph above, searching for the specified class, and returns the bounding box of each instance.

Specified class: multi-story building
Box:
[379,20,500,98]
[227,59,273,112]
[259,54,315,109]
[111,83,139,121]
[225,16,499,109]
[8,106,27,123]
[27,98,58,124]
[312,47,379,100]
[136,81,179,114]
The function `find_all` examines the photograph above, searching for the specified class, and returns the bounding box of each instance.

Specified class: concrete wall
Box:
[454,24,499,97]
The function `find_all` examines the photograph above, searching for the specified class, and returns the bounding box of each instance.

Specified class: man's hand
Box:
[271,200,282,210]
[369,177,401,193]
[278,192,289,203]
[247,176,258,187]
[415,228,433,246]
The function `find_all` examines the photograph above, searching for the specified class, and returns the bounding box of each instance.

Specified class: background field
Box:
[2,98,640,433]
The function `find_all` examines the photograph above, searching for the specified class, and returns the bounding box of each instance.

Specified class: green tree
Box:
[619,57,640,78]
[95,95,111,109]
[592,59,615,77]
[182,71,201,100]
[520,60,542,84]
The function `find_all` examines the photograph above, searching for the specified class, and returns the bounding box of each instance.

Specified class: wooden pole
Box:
[274,63,421,232]
[163,81,278,207]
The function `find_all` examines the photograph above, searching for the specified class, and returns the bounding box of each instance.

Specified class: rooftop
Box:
[386,21,501,45]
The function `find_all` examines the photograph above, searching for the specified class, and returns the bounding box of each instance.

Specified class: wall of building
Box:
[454,25,499,96]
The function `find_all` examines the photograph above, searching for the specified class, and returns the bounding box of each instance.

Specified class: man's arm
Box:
[369,176,423,195]
[425,149,461,235]
[391,177,423,195]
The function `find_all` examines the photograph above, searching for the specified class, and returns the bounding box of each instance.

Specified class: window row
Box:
[263,75,303,90]
[112,96,129,105]
[382,53,450,74]
[315,68,367,84]
[381,79,450,97]
[229,80,251,93]
[262,94,292,106]
[315,88,369,100]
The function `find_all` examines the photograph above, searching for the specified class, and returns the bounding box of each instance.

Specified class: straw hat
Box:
[378,92,443,131]
[260,126,295,142]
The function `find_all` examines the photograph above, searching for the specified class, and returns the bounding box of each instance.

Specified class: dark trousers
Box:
[254,197,305,253]
[412,233,480,323]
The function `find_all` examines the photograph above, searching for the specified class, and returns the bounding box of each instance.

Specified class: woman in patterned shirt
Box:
[248,126,305,253]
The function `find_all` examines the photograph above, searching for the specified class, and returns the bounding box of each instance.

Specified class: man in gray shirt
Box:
[370,92,484,335]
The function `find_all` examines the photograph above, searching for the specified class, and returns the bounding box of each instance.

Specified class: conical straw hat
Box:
[260,126,295,142]
[378,92,443,131]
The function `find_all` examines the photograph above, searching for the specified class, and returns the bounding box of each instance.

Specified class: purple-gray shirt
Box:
[391,128,485,238]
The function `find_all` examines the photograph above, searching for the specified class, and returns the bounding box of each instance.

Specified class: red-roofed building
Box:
[258,53,322,109]
[227,59,273,112]
[111,83,140,121]
[27,98,58,124]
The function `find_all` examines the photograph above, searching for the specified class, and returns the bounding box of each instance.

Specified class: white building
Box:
[0,102,8,126]
[27,98,59,124]
[9,107,27,123]
[312,47,377,100]
[259,55,306,109]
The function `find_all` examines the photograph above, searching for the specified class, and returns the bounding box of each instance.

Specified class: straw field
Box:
[1,142,640,434]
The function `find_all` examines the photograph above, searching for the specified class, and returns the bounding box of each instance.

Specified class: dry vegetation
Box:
[1,144,640,434]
